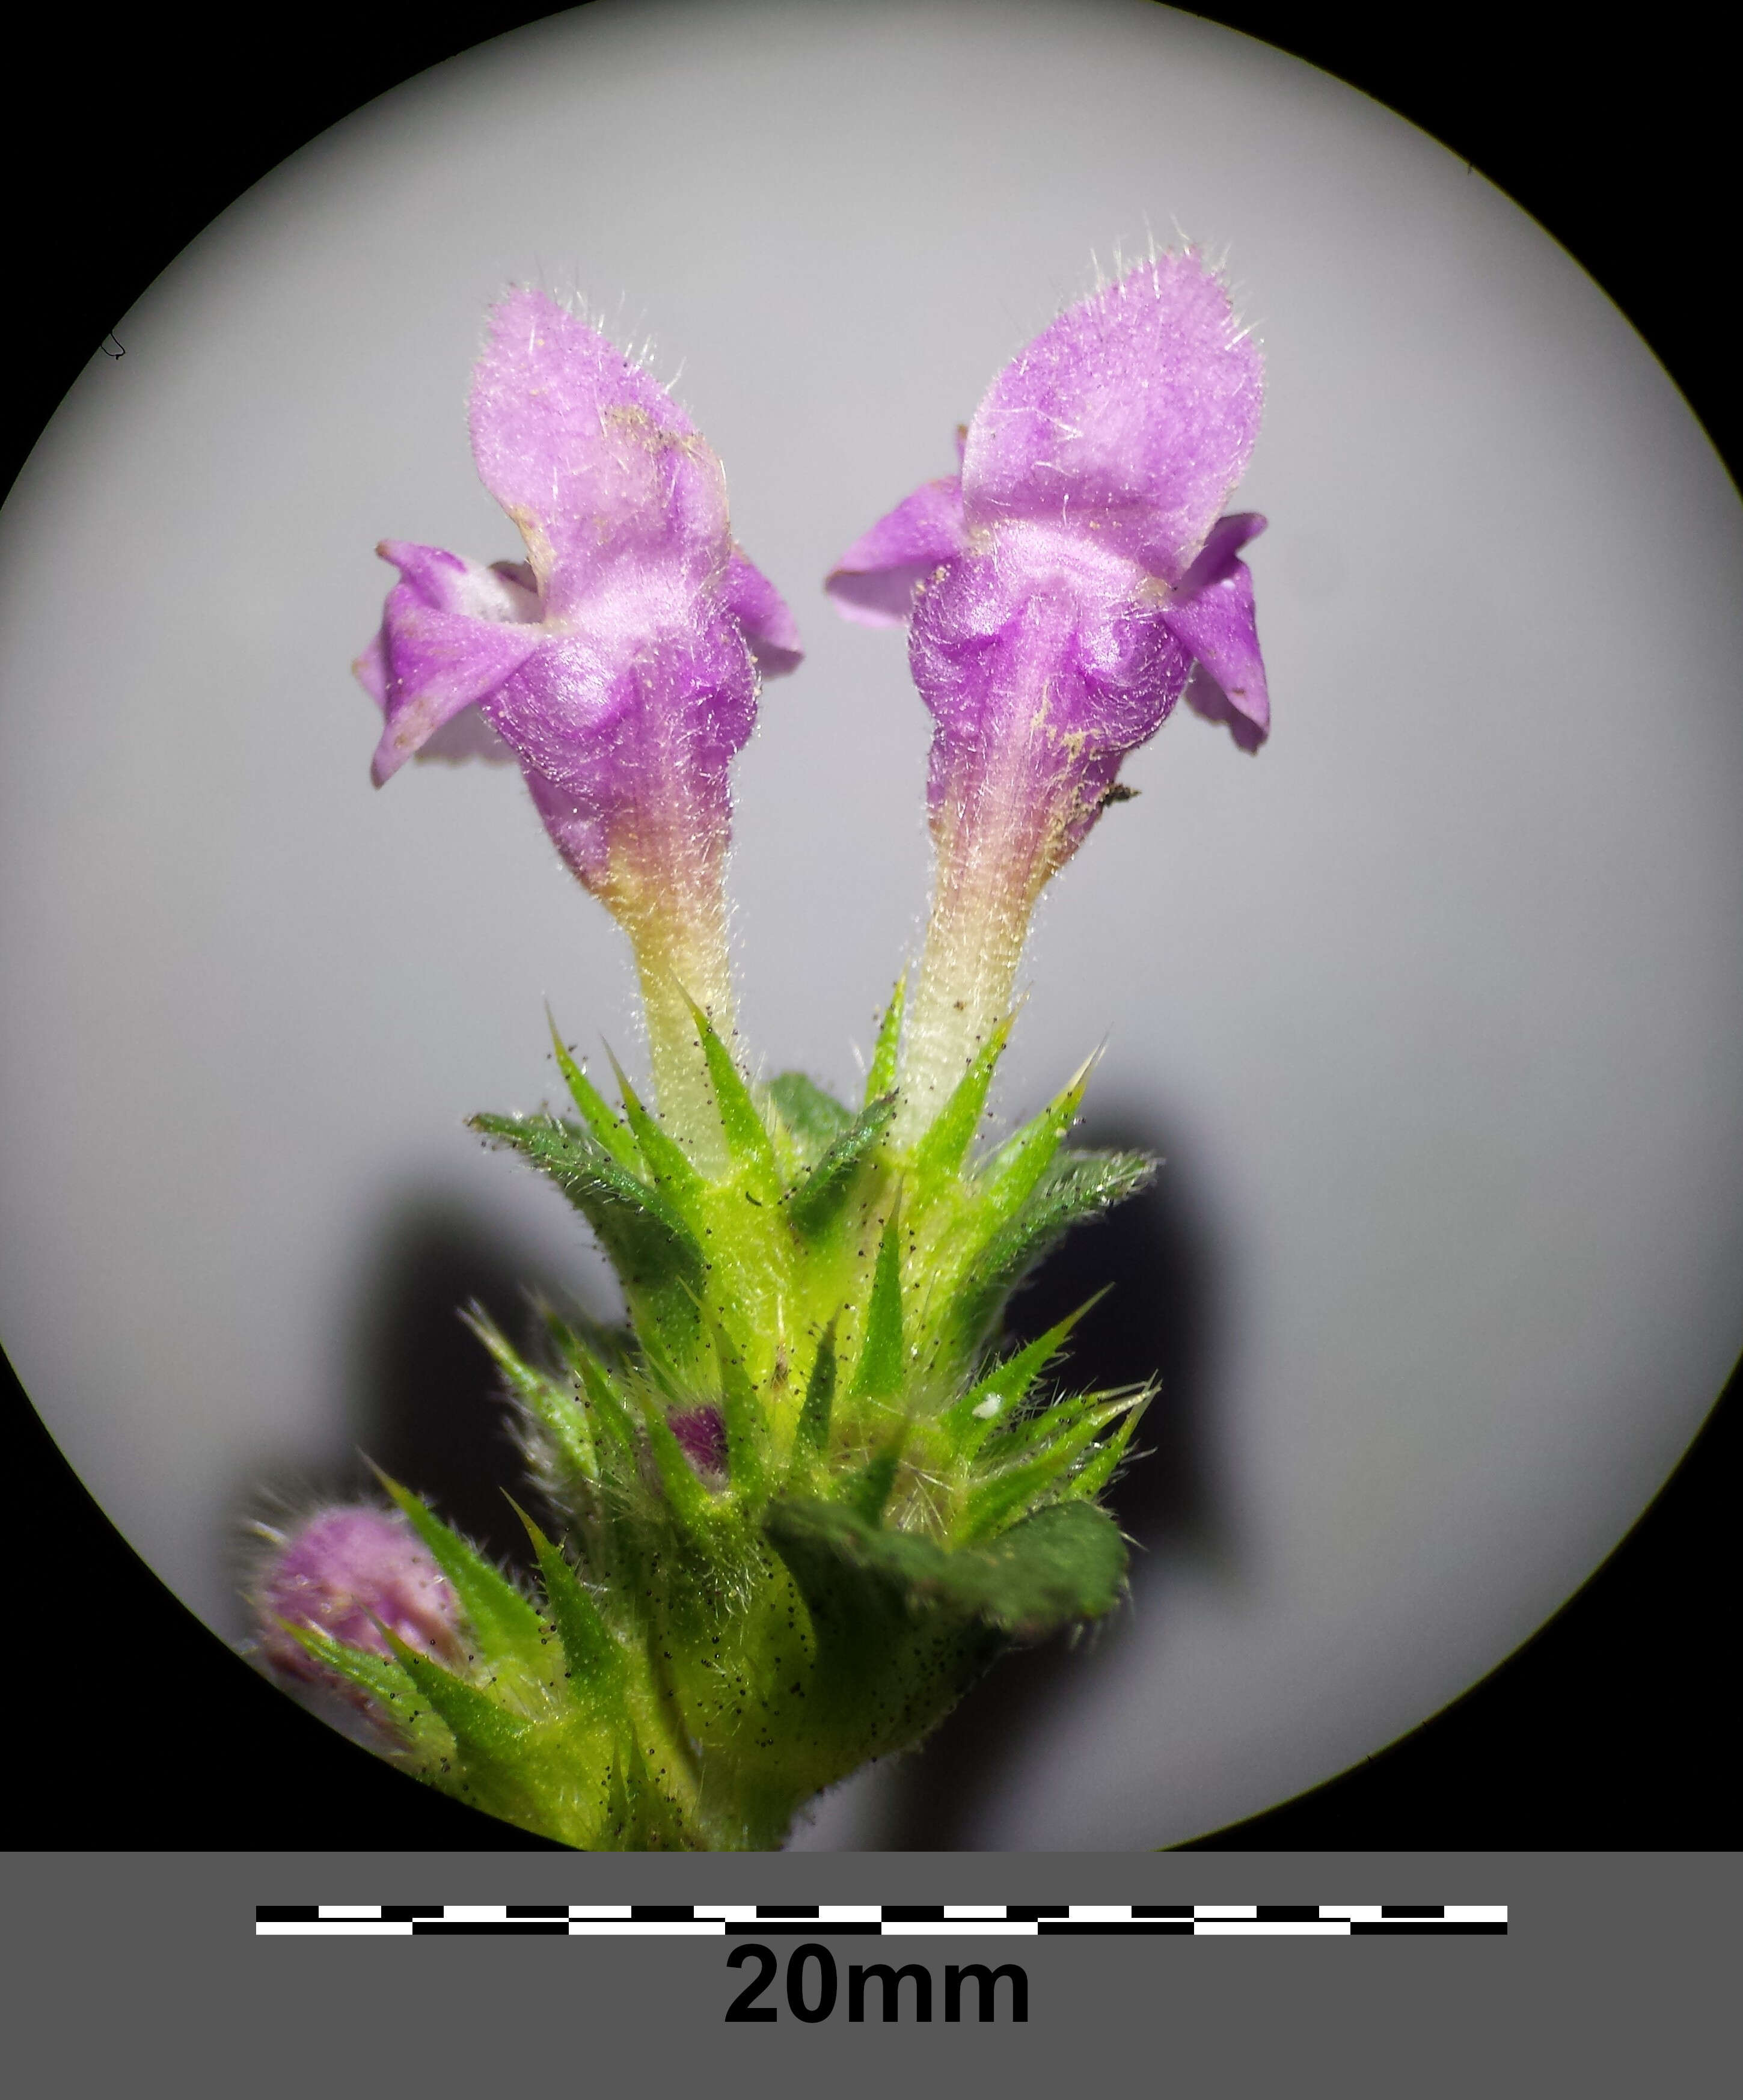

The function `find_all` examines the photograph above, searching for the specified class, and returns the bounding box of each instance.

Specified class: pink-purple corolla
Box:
[253,1505,463,1710]
[827,249,1267,1131]
[357,289,800,1151]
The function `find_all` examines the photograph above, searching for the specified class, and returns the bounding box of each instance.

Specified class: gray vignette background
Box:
[2,0,1741,1851]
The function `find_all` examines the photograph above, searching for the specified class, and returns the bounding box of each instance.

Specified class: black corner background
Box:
[1,0,1736,1851]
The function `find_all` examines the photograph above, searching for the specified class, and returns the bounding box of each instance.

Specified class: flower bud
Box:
[252,1504,464,1701]
[669,1404,728,1482]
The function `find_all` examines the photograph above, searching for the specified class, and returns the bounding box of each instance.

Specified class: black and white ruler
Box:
[256,1902,1506,1936]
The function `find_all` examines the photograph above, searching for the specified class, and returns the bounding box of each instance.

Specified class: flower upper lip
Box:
[356,289,801,800]
[826,248,1269,749]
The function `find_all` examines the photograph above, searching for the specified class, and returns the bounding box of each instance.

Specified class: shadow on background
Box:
[877,1105,1228,1848]
[345,1190,613,1573]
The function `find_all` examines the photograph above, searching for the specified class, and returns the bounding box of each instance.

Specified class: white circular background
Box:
[2,0,1739,1849]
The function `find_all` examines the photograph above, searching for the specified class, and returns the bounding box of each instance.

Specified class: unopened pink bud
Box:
[253,1504,464,1695]
[669,1404,728,1481]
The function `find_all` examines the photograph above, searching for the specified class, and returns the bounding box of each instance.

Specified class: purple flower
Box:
[825,251,1266,1125]
[357,290,800,1146]
[253,1504,464,1707]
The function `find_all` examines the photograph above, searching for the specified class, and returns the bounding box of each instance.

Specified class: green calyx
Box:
[308,985,1154,1849]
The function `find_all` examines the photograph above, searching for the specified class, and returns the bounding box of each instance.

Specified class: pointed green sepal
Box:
[507,1500,624,1697]
[604,1048,704,1198]
[541,1313,642,1463]
[947,1149,1155,1355]
[1058,1392,1150,1504]
[973,1051,1097,1226]
[470,1112,707,1367]
[973,1383,1101,1471]
[939,1291,1109,1463]
[795,1318,838,1459]
[465,1306,598,1487]
[275,1620,421,1724]
[547,1008,641,1172]
[377,1626,536,1761]
[850,1195,906,1398]
[910,1013,1013,1186]
[372,1469,547,1664]
[959,1394,1145,1542]
[686,997,780,1192]
[865,972,907,1106]
[608,1734,702,1852]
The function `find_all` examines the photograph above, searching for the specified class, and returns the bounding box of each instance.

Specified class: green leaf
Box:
[784,1092,895,1239]
[372,1470,547,1664]
[465,1308,598,1487]
[469,1113,705,1344]
[947,1149,1155,1355]
[687,999,780,1191]
[910,1014,1012,1184]
[378,1629,535,1762]
[604,1050,703,1199]
[767,1073,855,1160]
[865,972,907,1106]
[509,1502,623,1695]
[761,1499,1002,1764]
[795,1320,838,1457]
[948,1501,1128,1635]
[850,1196,906,1399]
[470,1112,693,1248]
[765,1496,1126,1642]
[546,1008,640,1173]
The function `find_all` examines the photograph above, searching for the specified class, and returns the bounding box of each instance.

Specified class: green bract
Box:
[293,985,1152,1849]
